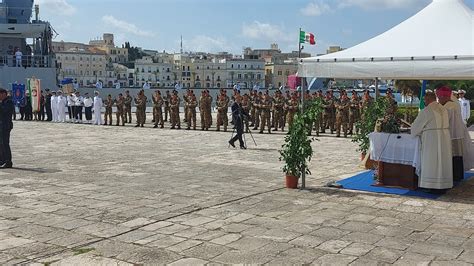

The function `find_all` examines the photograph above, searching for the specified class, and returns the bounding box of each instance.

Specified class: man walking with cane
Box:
[229,95,249,149]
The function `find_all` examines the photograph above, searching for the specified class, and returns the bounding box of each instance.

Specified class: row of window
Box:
[57,56,103,62]
[230,64,262,70]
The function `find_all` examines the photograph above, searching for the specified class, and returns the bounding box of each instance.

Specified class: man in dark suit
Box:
[45,89,52,121]
[0,88,14,168]
[229,95,249,149]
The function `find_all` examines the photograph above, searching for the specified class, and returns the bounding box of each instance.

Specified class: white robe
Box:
[444,100,474,170]
[93,96,103,125]
[57,96,67,122]
[411,102,453,189]
[51,95,58,122]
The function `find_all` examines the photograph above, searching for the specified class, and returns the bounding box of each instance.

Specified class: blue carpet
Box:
[337,171,474,199]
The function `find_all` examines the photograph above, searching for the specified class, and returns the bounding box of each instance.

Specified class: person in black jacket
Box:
[0,88,14,168]
[228,95,249,149]
[45,89,52,121]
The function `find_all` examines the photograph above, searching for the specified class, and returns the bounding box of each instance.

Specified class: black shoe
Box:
[134,125,140,127]
[141,125,144,127]
[0,162,12,169]
[240,146,247,150]
[153,125,158,128]
[228,141,236,148]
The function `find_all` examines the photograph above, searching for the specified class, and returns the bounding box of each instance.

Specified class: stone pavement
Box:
[0,118,473,265]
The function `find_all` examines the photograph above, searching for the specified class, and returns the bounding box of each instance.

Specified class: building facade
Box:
[265,62,298,88]
[226,58,265,89]
[56,48,107,87]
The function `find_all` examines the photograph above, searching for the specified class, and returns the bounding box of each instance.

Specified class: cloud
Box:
[34,0,76,15]
[101,15,155,38]
[242,21,292,42]
[300,0,332,16]
[184,35,231,53]
[337,0,427,10]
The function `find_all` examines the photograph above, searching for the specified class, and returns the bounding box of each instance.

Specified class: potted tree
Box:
[279,99,322,189]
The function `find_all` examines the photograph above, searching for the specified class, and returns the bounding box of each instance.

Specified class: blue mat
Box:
[337,171,474,199]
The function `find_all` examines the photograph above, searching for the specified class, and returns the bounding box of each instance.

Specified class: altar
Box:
[369,133,421,190]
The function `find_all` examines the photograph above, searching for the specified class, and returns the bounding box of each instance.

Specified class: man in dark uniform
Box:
[45,89,52,121]
[229,95,249,149]
[0,89,14,168]
[39,90,46,121]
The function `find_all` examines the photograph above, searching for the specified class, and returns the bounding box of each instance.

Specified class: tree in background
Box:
[428,80,474,99]
[394,80,421,99]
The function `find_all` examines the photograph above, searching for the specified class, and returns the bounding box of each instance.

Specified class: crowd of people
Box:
[10,87,471,136]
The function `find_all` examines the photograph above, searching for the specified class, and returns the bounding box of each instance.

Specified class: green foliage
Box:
[279,98,324,178]
[124,41,145,62]
[395,80,422,98]
[468,110,474,127]
[428,80,474,99]
[353,97,397,154]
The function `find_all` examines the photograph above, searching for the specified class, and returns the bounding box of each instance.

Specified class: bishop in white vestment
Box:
[411,92,453,190]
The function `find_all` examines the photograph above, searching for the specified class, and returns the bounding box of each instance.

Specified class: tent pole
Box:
[374,78,379,100]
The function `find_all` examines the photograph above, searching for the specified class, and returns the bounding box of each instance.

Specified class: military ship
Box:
[0,0,57,89]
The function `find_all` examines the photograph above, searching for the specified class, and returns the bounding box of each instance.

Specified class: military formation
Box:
[95,88,385,138]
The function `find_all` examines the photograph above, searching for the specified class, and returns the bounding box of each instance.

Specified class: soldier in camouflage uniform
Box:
[152,90,164,128]
[314,90,324,135]
[199,90,210,131]
[104,94,113,126]
[241,93,251,133]
[349,91,360,135]
[206,89,213,127]
[259,92,272,134]
[115,93,125,126]
[164,90,171,122]
[249,90,257,127]
[186,93,197,130]
[323,91,335,134]
[170,91,181,129]
[360,90,374,121]
[216,94,228,132]
[335,92,350,137]
[134,89,147,127]
[283,90,291,130]
[183,89,190,123]
[252,91,263,130]
[286,92,299,130]
[124,90,132,124]
[272,91,285,131]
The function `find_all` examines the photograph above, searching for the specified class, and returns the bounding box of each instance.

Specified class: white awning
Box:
[299,0,474,80]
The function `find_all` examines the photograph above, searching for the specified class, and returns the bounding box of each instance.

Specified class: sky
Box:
[34,0,474,56]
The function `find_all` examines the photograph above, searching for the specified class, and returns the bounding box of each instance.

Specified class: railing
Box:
[0,55,55,68]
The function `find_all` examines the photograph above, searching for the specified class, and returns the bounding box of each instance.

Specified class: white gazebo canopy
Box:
[299,0,474,80]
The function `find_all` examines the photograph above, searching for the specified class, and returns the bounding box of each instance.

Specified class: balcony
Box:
[0,55,55,68]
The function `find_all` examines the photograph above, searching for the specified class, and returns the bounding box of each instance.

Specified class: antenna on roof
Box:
[180,35,183,54]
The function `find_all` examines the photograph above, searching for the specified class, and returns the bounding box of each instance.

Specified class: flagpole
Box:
[298,27,306,190]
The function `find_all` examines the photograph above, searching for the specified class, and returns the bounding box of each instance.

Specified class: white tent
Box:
[299,0,474,80]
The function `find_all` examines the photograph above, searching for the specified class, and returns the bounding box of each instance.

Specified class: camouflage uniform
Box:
[314,94,324,134]
[186,95,197,130]
[216,96,228,131]
[164,93,171,122]
[252,94,262,130]
[286,97,299,130]
[241,96,251,133]
[104,97,113,125]
[199,93,210,130]
[115,96,125,126]
[134,93,147,127]
[349,96,360,135]
[323,96,335,134]
[335,97,350,137]
[170,95,181,129]
[272,93,285,131]
[207,93,213,127]
[152,93,164,128]
[124,94,132,123]
[259,95,272,134]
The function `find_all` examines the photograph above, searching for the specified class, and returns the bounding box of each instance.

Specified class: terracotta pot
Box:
[285,175,298,189]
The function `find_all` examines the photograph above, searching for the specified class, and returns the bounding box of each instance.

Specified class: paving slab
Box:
[1,120,473,264]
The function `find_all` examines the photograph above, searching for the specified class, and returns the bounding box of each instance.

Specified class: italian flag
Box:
[300,30,316,45]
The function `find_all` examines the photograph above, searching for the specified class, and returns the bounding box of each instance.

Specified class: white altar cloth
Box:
[369,133,421,176]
